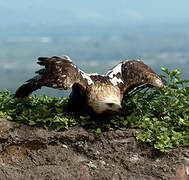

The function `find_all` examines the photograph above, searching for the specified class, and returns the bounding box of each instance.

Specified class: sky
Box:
[0,0,189,26]
[1,0,189,92]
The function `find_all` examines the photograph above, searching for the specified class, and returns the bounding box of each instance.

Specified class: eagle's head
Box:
[96,96,122,114]
[88,84,122,114]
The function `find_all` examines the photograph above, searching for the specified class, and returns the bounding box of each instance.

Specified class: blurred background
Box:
[0,0,189,97]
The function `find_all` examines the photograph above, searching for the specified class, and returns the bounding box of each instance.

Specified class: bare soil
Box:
[0,118,188,180]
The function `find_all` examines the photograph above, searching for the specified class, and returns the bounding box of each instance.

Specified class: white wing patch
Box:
[79,70,94,85]
[106,62,123,86]
[110,77,123,86]
[106,62,122,78]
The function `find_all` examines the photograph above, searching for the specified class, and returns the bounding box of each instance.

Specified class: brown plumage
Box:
[14,56,166,115]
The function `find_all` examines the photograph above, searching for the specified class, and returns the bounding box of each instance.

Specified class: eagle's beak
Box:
[115,104,122,111]
[118,105,122,111]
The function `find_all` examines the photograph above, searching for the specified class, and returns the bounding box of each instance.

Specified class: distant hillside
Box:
[0,22,189,96]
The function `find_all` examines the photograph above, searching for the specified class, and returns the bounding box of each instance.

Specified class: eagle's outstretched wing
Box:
[106,60,166,95]
[14,56,93,98]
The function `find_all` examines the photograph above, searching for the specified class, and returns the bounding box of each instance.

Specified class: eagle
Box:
[14,56,166,115]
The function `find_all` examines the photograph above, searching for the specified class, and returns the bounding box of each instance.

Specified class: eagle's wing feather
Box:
[14,56,93,98]
[106,60,166,94]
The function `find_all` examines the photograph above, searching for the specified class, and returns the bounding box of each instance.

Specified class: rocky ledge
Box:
[0,118,188,180]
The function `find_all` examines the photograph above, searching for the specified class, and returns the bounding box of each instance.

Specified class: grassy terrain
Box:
[0,68,188,152]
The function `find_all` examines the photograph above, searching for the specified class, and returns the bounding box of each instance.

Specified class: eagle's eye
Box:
[107,103,114,107]
[105,102,122,112]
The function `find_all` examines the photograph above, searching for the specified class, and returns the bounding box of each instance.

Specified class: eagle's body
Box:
[14,56,166,115]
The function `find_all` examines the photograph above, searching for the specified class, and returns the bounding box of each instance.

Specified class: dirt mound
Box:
[0,118,188,180]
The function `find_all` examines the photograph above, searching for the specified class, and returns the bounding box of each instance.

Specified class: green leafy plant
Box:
[0,68,188,152]
[125,68,189,152]
[0,93,77,130]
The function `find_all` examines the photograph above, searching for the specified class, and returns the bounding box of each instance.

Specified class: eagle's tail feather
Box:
[14,83,41,98]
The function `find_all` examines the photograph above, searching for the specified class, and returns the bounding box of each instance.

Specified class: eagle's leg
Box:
[67,88,88,116]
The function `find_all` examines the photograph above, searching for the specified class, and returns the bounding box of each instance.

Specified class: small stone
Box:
[100,160,106,166]
[87,161,97,169]
[62,144,68,149]
[186,166,189,176]
[184,158,189,165]
[95,150,100,155]
[129,154,139,163]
